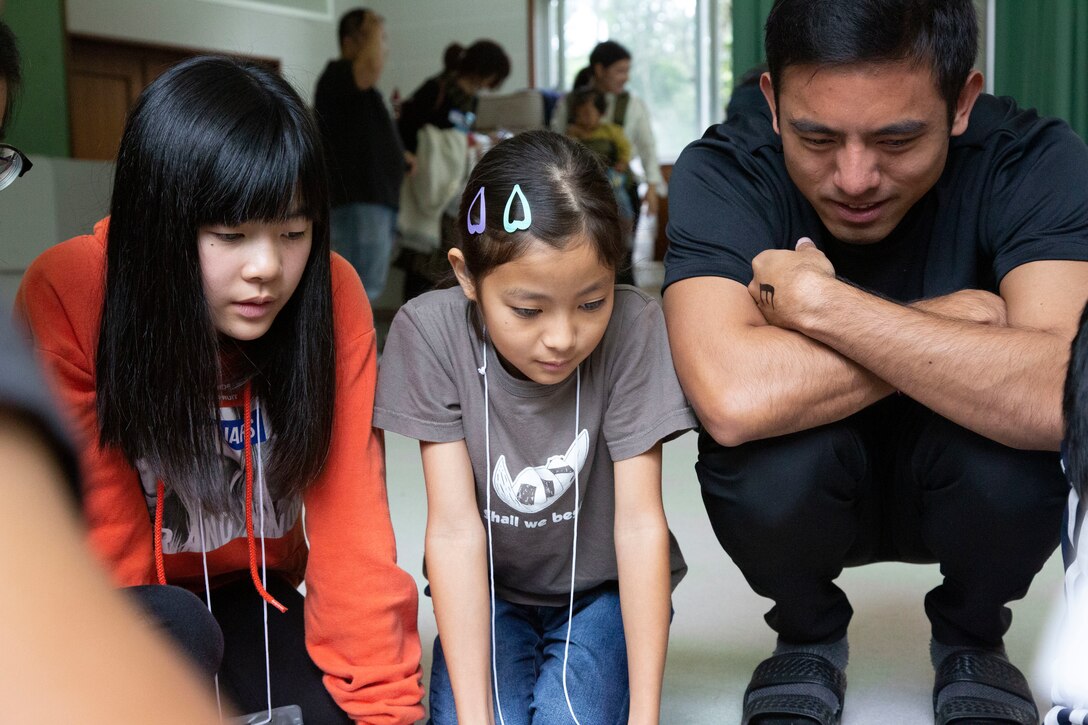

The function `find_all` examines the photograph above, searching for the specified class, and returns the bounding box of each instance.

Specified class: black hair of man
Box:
[764,0,978,125]
[0,20,22,136]
[337,7,372,47]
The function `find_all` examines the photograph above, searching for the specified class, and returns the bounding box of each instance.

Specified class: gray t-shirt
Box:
[375,285,695,606]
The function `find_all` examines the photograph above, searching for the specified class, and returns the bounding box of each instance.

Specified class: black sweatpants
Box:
[129,574,351,723]
[697,395,1068,648]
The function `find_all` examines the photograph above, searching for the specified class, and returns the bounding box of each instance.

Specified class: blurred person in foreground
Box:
[0,19,225,723]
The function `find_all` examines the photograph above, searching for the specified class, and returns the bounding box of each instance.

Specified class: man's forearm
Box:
[702,324,894,444]
[798,278,1066,450]
[665,278,893,447]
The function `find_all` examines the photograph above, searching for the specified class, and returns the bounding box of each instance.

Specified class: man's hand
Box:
[404,151,417,177]
[748,237,836,329]
[910,289,1008,326]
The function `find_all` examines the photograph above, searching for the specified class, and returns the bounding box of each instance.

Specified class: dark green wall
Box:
[2,0,70,156]
[994,0,1086,139]
[731,0,773,81]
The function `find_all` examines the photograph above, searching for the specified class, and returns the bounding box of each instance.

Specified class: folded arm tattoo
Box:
[759,283,775,309]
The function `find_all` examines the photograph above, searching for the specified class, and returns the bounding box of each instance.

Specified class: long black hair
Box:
[455,129,626,287]
[97,55,335,513]
[764,0,978,125]
[1064,302,1088,498]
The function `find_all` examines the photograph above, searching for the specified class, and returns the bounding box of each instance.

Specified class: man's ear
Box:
[951,70,984,137]
[448,248,477,302]
[759,72,781,135]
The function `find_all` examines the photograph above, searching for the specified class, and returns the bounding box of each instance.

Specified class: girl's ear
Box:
[448,248,477,302]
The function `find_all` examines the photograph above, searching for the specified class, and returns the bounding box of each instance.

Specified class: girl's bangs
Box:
[196,113,319,226]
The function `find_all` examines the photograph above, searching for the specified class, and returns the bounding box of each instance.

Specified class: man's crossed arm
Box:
[664,238,1088,450]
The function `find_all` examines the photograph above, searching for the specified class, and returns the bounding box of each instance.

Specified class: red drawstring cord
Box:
[152,383,286,613]
[243,382,287,613]
[154,480,167,585]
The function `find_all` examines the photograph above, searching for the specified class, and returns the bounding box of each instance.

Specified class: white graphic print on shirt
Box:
[136,403,303,554]
[492,429,589,514]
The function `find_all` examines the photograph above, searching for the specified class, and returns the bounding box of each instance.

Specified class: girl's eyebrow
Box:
[504,287,550,302]
[504,280,609,301]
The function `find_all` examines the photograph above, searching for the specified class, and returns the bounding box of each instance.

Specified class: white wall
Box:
[350,0,531,100]
[66,0,532,104]
[65,0,341,101]
[0,157,113,308]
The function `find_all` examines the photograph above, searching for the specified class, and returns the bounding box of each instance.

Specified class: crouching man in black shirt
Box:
[663,1,1088,723]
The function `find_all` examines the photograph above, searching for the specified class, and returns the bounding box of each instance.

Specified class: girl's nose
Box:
[542,316,576,353]
[241,237,281,282]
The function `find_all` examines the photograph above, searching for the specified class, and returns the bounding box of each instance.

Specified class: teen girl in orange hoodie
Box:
[15,56,423,723]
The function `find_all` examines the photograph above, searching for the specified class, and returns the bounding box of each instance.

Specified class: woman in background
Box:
[395,39,512,301]
[396,38,511,154]
[552,40,664,221]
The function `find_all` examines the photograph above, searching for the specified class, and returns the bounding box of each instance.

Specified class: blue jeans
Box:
[428,585,630,724]
[330,202,397,303]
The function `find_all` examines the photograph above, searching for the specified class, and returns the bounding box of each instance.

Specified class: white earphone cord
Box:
[199,401,276,725]
[479,338,507,725]
[255,414,274,725]
[561,367,583,724]
[198,507,224,721]
[480,338,582,724]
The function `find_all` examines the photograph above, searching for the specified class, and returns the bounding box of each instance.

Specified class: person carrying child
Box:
[15,56,424,723]
[374,129,696,724]
[564,86,636,225]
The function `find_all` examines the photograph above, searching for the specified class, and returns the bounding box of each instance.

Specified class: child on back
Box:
[16,56,422,723]
[375,129,696,724]
[564,87,636,223]
[1046,301,1088,725]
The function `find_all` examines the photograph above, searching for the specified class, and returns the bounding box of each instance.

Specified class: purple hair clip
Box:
[467,187,486,235]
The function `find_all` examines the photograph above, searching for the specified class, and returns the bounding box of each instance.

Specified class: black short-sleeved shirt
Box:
[664,94,1088,303]
[313,59,405,209]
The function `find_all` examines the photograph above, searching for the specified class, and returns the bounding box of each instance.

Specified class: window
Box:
[536,0,733,162]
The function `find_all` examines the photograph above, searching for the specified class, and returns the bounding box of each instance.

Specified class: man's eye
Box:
[802,137,834,147]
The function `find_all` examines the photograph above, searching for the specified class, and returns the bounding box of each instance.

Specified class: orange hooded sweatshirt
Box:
[15,218,424,723]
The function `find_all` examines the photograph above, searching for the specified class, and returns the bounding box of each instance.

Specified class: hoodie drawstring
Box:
[243,382,287,613]
[154,480,167,585]
[151,382,286,614]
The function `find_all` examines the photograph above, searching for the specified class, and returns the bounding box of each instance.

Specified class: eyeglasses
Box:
[0,143,32,191]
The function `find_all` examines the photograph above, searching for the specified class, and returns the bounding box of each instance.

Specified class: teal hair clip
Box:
[503,184,532,233]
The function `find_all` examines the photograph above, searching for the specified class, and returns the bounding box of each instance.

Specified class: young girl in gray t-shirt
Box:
[375,130,696,724]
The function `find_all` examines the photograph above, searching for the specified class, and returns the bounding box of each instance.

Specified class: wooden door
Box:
[66,36,279,161]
